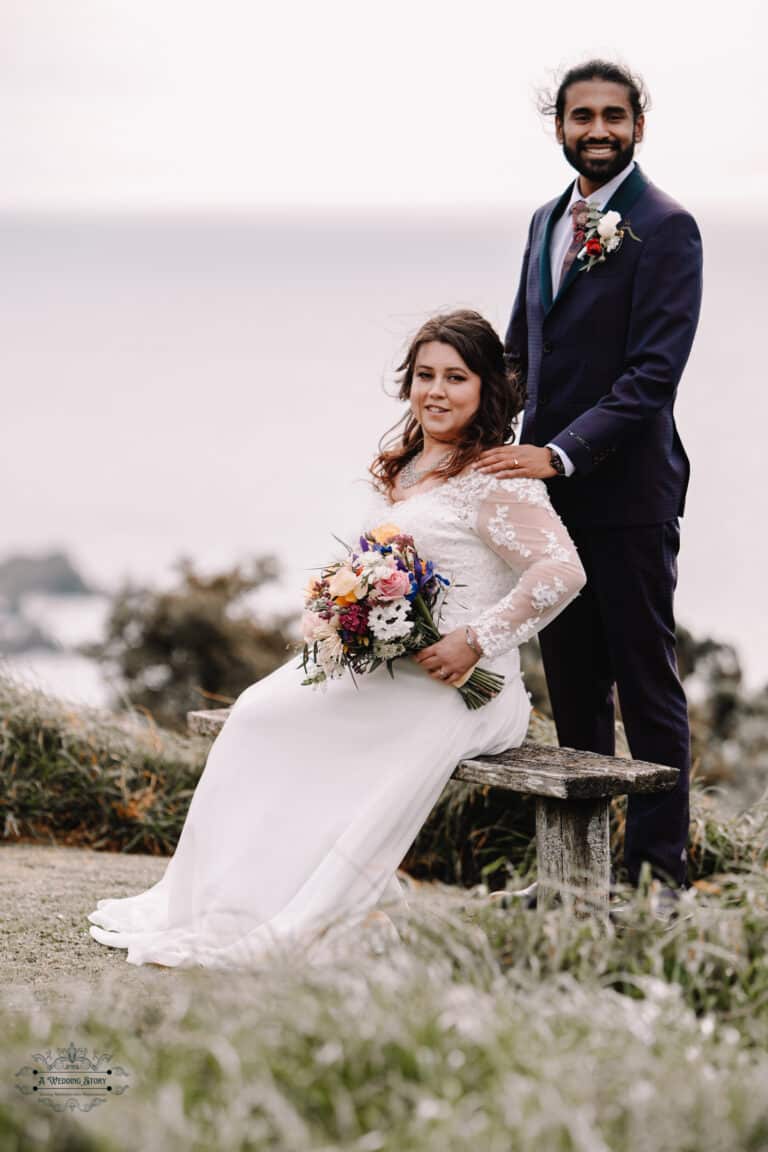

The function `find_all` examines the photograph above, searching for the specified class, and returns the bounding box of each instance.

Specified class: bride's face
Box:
[410,341,482,443]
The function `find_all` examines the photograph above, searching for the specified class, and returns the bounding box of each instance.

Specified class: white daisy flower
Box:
[368,598,413,641]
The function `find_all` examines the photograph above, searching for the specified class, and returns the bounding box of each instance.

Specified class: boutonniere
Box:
[577,205,641,271]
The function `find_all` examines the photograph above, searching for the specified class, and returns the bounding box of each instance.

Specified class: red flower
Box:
[339,603,369,634]
[585,237,603,257]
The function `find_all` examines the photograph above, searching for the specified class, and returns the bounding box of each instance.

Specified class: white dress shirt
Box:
[535,160,636,478]
[549,160,636,290]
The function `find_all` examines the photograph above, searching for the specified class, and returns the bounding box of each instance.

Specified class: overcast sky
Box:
[1,0,765,211]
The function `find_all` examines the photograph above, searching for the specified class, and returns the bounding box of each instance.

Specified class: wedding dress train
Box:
[87,473,585,968]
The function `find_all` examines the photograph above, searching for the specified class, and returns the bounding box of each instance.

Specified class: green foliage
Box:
[403,778,537,888]
[472,869,768,1036]
[87,555,295,731]
[0,671,208,853]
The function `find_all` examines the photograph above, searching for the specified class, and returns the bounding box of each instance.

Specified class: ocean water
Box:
[1,207,765,696]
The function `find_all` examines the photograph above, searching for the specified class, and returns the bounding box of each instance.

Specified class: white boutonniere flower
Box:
[577,204,641,271]
[596,210,622,239]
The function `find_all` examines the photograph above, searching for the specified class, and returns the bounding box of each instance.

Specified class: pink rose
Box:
[375,569,411,601]
[303,610,333,641]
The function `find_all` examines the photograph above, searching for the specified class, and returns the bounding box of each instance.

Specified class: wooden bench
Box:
[187,708,679,909]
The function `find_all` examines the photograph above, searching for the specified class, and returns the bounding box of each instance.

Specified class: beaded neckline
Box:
[385,470,473,507]
[378,472,548,512]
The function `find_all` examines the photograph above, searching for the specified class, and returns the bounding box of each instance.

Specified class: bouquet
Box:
[300,523,504,710]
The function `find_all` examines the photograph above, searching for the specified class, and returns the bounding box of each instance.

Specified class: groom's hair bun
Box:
[539,59,650,124]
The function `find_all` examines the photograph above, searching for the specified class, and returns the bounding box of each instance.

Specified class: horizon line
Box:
[0,194,758,223]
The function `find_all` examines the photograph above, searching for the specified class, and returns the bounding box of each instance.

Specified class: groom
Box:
[476,60,703,890]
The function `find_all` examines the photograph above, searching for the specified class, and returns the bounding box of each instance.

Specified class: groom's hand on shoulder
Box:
[472,445,557,480]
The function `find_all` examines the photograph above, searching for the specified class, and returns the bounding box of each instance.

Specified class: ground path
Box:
[1,844,174,1010]
[0,844,468,1010]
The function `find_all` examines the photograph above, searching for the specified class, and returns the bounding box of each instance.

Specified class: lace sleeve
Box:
[469,478,586,659]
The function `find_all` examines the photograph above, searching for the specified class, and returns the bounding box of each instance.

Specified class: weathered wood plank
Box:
[535,796,611,907]
[187,708,679,798]
[188,708,231,738]
[455,748,678,798]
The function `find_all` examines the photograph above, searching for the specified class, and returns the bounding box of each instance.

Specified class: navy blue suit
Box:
[505,165,703,885]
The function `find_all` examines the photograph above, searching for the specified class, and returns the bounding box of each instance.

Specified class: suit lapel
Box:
[538,185,572,314]
[603,162,649,223]
[548,164,650,312]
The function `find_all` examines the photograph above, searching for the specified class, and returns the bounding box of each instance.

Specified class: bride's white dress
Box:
[87,472,585,968]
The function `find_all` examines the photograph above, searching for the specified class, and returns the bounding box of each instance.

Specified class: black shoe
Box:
[651,883,697,923]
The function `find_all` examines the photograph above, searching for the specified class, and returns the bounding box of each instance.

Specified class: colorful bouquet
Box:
[300,523,504,710]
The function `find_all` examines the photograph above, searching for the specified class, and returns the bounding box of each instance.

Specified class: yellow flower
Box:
[335,591,359,606]
[370,523,401,545]
[328,566,363,600]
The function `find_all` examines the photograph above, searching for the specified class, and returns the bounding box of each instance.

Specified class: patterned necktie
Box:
[557,198,589,290]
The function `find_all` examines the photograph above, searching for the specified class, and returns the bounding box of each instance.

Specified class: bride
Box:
[88,309,586,969]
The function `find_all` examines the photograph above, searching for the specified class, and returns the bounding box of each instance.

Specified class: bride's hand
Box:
[412,629,480,686]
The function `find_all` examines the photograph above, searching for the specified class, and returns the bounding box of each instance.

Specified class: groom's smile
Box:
[581,144,617,158]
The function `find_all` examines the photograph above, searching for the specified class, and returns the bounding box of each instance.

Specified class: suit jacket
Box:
[505,165,703,527]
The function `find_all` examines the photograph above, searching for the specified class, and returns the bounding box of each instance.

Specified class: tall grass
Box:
[2,672,768,1150]
[0,671,208,853]
[2,884,768,1151]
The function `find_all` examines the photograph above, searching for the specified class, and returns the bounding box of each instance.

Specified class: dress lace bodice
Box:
[363,472,586,659]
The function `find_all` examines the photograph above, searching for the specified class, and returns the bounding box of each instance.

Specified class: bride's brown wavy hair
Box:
[370,309,526,494]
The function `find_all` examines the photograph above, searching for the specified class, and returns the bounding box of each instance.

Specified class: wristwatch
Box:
[547,447,566,477]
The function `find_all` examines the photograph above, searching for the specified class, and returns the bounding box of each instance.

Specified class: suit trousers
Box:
[537,519,690,887]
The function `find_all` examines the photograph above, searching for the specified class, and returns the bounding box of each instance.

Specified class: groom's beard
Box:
[563,138,636,186]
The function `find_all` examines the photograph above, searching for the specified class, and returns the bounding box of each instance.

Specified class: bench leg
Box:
[535,796,611,909]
